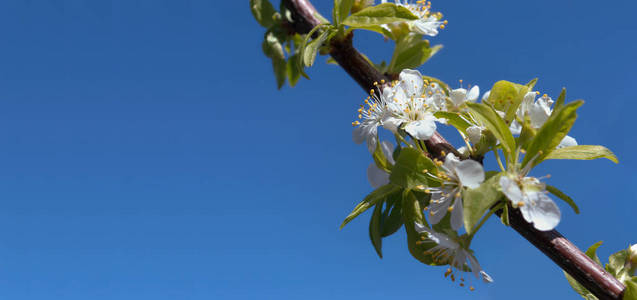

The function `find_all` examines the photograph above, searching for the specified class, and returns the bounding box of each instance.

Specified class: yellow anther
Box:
[358,114,362,119]
[447,206,454,212]
[416,185,426,190]
[373,81,378,86]
[455,192,461,197]
[518,201,525,207]
[460,283,465,287]
[441,151,446,156]
[380,79,385,84]
[520,149,526,154]
[444,268,452,277]
[470,287,475,291]
[440,24,445,29]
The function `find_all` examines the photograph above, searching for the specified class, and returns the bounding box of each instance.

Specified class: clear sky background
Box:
[0,0,635,299]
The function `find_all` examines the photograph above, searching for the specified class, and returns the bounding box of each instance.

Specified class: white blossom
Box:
[448,86,479,111]
[383,69,444,140]
[510,93,577,149]
[352,86,394,152]
[381,0,445,36]
[499,175,561,231]
[415,223,493,284]
[426,153,485,231]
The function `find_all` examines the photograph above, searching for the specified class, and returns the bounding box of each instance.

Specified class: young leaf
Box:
[624,279,637,300]
[340,184,401,229]
[372,139,392,173]
[500,204,510,226]
[381,192,404,237]
[286,54,302,87]
[485,80,529,123]
[564,271,597,300]
[262,32,287,89]
[462,174,503,235]
[544,145,619,164]
[388,33,442,73]
[389,147,436,189]
[522,100,584,168]
[467,102,516,158]
[250,0,277,28]
[302,29,330,67]
[607,249,630,279]
[585,241,604,266]
[333,0,356,25]
[434,111,472,132]
[402,190,441,265]
[342,3,418,28]
[369,203,383,258]
[554,88,567,111]
[546,185,580,214]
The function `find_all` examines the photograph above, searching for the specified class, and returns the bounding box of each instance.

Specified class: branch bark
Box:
[281,0,626,299]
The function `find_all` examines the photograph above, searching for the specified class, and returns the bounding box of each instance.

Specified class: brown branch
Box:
[280,0,626,299]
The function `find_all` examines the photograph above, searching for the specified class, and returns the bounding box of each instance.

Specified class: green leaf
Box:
[372,139,392,173]
[262,32,287,89]
[546,185,580,214]
[302,29,330,68]
[342,3,418,27]
[564,271,597,299]
[462,174,503,235]
[333,0,356,25]
[485,80,530,123]
[381,192,404,237]
[522,100,583,168]
[369,203,383,258]
[286,54,302,87]
[250,0,277,28]
[544,145,619,164]
[554,88,567,111]
[389,147,436,189]
[402,190,440,265]
[434,111,472,132]
[467,102,516,158]
[607,249,630,279]
[500,204,510,226]
[585,241,604,266]
[625,279,637,300]
[388,33,441,73]
[340,184,402,229]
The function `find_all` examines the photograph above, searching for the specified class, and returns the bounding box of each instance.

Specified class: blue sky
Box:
[0,0,635,299]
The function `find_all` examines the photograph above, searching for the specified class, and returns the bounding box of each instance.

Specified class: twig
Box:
[280,0,626,298]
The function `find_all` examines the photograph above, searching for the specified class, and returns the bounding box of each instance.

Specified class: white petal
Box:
[509,120,522,135]
[482,90,491,102]
[557,135,578,149]
[449,88,467,107]
[404,118,436,140]
[399,69,424,98]
[352,126,366,144]
[527,192,561,231]
[499,176,523,203]
[467,253,482,280]
[466,125,483,145]
[428,194,452,225]
[380,140,396,165]
[450,197,464,231]
[455,160,485,189]
[442,153,461,173]
[529,101,550,128]
[466,85,480,102]
[367,163,389,188]
[382,116,403,133]
[480,271,494,283]
[518,92,536,118]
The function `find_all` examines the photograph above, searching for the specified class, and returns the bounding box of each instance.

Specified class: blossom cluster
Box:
[347,68,606,288]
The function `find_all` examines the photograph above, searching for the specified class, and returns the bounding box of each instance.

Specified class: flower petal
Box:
[449,88,467,107]
[466,85,480,102]
[382,116,402,134]
[399,69,424,98]
[404,117,436,140]
[455,160,485,189]
[466,125,483,145]
[499,176,523,203]
[428,193,452,225]
[380,140,396,165]
[367,163,389,188]
[527,192,561,231]
[450,196,464,231]
[557,135,578,149]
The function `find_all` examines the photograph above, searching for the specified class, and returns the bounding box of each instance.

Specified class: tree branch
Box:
[280,0,626,298]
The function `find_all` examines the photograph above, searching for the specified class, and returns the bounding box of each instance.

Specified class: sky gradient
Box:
[0,0,635,299]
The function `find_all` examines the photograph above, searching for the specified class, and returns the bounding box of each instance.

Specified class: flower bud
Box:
[630,244,637,265]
